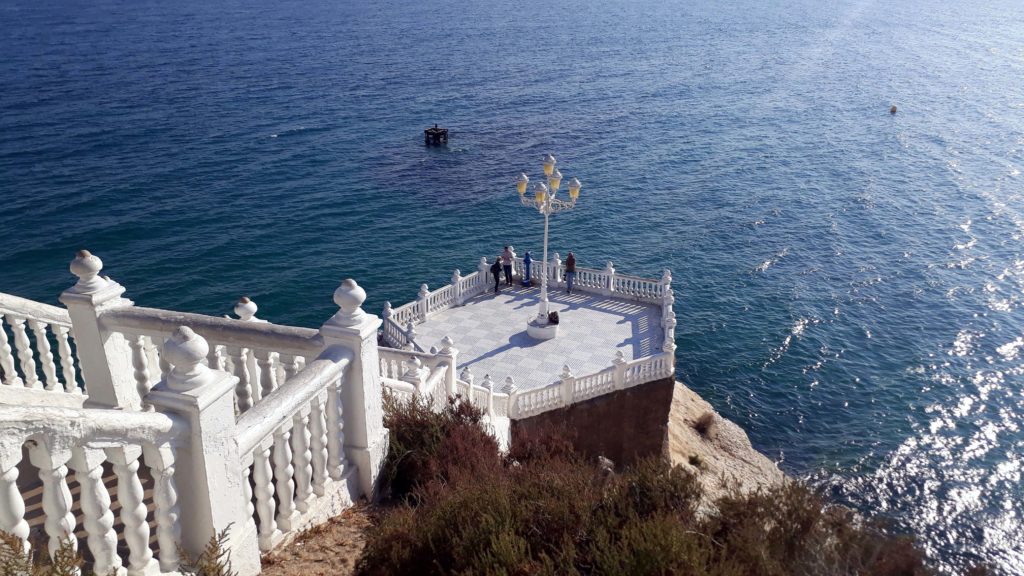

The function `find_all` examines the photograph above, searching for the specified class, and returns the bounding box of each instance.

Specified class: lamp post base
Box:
[526,317,558,340]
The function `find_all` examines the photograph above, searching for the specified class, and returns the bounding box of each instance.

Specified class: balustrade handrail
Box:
[0,293,73,328]
[380,317,425,353]
[0,404,185,450]
[101,306,323,357]
[235,345,352,456]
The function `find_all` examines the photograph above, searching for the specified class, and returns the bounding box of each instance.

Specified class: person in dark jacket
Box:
[565,252,577,294]
[490,256,503,293]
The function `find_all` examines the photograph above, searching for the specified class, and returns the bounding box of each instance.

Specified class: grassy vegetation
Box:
[358,394,977,576]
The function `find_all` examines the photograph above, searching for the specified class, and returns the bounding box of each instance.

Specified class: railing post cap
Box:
[418,283,430,298]
[163,326,213,391]
[440,335,455,354]
[234,296,258,321]
[382,301,393,317]
[605,261,615,271]
[661,268,673,284]
[561,364,573,379]
[613,350,627,365]
[328,278,367,327]
[69,249,110,293]
[460,366,472,380]
[451,269,461,280]
[504,376,516,393]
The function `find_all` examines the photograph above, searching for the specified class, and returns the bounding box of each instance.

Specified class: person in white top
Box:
[501,245,516,286]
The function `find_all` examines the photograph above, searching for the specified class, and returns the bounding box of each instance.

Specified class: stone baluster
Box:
[309,390,330,496]
[251,441,280,551]
[325,374,347,481]
[106,446,157,576]
[227,346,254,413]
[128,335,153,407]
[27,443,77,559]
[438,335,458,398]
[54,326,80,394]
[0,314,23,386]
[9,317,39,389]
[604,261,616,296]
[0,450,30,553]
[504,377,518,419]
[320,278,388,499]
[559,365,575,405]
[272,425,298,531]
[60,250,141,409]
[28,321,59,390]
[612,351,628,390]
[291,410,314,513]
[142,443,181,572]
[69,447,122,575]
[418,284,430,321]
[482,373,494,416]
[241,465,255,533]
[255,350,279,399]
[451,269,463,306]
[146,326,259,575]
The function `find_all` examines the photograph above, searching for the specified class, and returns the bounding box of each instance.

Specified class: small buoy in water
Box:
[890,105,898,114]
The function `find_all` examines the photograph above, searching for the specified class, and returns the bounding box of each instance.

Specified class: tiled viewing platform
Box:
[412,284,665,391]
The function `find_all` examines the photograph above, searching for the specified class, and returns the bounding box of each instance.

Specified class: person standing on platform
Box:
[565,251,577,294]
[502,245,516,286]
[490,256,504,294]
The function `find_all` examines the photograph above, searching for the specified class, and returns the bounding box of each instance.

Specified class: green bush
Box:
[357,396,975,576]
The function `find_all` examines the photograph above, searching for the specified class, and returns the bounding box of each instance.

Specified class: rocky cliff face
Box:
[511,379,784,496]
[664,382,785,497]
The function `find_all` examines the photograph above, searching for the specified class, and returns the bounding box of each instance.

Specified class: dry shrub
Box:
[694,411,716,437]
[358,400,947,576]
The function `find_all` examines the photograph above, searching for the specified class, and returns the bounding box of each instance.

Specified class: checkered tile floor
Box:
[412,284,664,391]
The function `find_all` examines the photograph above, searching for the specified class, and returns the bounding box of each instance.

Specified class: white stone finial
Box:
[405,320,417,339]
[429,346,438,355]
[482,373,493,390]
[460,366,473,384]
[439,335,455,355]
[560,364,573,379]
[605,261,615,272]
[234,296,258,321]
[661,268,673,285]
[418,284,429,300]
[162,326,214,391]
[664,316,677,330]
[408,356,422,370]
[478,257,489,273]
[382,301,393,319]
[613,350,627,365]
[451,269,461,284]
[329,279,367,327]
[504,376,516,394]
[69,249,109,293]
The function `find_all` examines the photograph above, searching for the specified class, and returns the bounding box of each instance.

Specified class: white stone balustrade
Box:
[0,404,185,573]
[1,293,84,406]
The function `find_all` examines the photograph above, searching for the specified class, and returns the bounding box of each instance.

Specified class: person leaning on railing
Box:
[565,252,577,294]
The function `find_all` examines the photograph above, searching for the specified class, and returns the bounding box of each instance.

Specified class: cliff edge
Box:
[664,381,784,497]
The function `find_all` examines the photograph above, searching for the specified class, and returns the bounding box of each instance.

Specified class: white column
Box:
[54,326,80,394]
[141,443,180,573]
[0,313,22,386]
[320,279,388,499]
[145,326,259,576]
[28,321,59,391]
[69,447,123,576]
[106,446,157,576]
[504,377,519,419]
[451,269,463,306]
[309,390,330,497]
[0,450,30,553]
[417,284,430,321]
[438,336,458,399]
[59,250,141,409]
[559,365,575,405]
[250,441,280,551]
[604,261,616,296]
[612,351,628,390]
[27,443,77,559]
[9,317,39,389]
[290,411,314,513]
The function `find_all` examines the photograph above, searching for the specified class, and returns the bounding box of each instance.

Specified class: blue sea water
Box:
[2,0,1023,571]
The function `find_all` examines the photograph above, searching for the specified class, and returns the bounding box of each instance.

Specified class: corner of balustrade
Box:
[57,250,141,410]
[319,279,388,501]
[144,326,259,576]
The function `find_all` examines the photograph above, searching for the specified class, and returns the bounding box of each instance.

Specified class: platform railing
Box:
[0,293,84,402]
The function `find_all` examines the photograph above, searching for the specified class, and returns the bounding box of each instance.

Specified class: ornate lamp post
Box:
[516,154,582,340]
